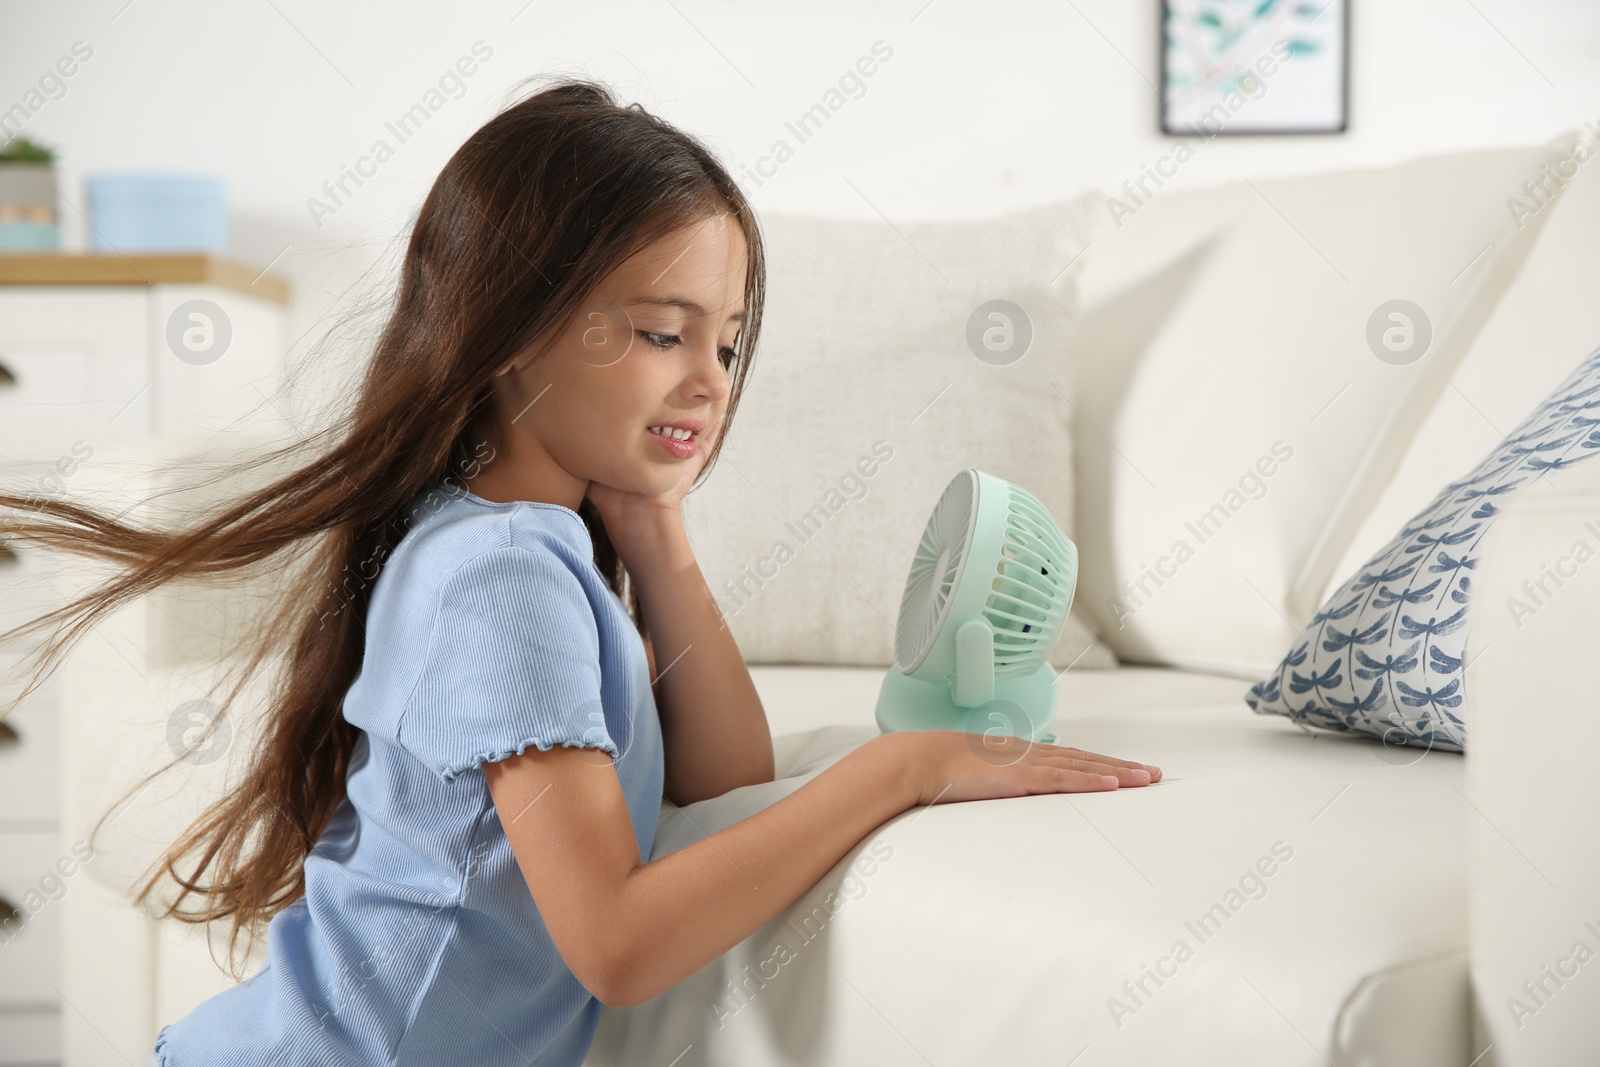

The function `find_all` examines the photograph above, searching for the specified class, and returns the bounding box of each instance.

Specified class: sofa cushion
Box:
[1072,137,1571,677]
[681,196,1117,671]
[589,665,1470,1065]
[1245,344,1600,750]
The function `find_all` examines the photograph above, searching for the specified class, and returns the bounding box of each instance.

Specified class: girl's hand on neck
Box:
[584,452,703,571]
[585,478,683,555]
[585,410,720,563]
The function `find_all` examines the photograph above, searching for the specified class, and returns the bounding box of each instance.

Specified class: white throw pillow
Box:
[681,196,1117,671]
[1071,139,1571,677]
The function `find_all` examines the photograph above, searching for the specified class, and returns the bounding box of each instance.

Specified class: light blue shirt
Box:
[152,483,666,1066]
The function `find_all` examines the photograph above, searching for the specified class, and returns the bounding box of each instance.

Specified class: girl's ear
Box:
[497,338,549,378]
[495,351,532,378]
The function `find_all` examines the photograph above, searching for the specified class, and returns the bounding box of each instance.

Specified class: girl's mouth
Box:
[646,424,699,459]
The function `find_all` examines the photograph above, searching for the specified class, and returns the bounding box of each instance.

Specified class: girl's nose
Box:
[687,345,731,400]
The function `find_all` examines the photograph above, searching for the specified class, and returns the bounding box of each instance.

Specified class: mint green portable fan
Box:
[874,469,1078,743]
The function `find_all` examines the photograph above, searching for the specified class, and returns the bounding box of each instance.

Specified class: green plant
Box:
[0,137,55,165]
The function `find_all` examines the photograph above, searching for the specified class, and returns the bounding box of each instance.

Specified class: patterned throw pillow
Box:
[1245,346,1600,751]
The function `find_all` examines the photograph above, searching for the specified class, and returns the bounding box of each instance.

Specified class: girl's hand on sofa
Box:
[882,729,1161,806]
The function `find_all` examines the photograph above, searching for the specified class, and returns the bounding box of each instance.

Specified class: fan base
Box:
[874,662,1059,742]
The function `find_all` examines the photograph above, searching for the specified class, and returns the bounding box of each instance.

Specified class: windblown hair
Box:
[0,76,765,977]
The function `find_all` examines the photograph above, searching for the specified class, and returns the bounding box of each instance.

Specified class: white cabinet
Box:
[0,256,289,1064]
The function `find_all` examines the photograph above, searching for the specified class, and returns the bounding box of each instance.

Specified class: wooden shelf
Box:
[0,253,290,305]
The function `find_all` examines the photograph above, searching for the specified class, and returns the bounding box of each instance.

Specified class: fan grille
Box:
[893,472,974,671]
[983,485,1072,675]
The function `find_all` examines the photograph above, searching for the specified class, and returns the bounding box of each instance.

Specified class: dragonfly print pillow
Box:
[1246,345,1600,751]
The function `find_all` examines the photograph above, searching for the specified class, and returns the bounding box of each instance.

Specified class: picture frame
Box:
[1160,0,1349,136]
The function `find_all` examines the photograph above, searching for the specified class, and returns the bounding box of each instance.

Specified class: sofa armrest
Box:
[52,431,295,1066]
[1465,458,1600,1065]
[60,647,276,1067]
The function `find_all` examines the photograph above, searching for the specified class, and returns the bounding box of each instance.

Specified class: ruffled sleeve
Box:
[398,544,619,783]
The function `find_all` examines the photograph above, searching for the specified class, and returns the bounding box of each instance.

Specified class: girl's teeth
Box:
[650,426,694,440]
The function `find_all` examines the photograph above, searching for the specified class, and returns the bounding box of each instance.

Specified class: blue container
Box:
[86,172,227,253]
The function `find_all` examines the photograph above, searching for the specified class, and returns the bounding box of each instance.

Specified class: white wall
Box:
[3,0,1597,420]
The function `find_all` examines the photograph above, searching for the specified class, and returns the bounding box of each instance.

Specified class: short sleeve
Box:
[398,545,619,783]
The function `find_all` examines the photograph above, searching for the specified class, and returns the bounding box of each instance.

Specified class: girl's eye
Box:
[639,331,739,368]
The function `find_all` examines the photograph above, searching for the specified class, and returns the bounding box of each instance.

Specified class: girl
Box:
[0,78,1160,1066]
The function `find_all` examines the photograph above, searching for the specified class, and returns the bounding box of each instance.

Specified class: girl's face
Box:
[477,210,748,512]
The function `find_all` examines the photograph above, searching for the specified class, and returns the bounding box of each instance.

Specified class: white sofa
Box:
[52,134,1600,1066]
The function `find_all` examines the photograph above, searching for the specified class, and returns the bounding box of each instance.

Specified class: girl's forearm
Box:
[623,511,775,804]
[607,732,914,1008]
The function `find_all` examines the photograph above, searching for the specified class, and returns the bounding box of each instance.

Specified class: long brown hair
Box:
[0,76,765,977]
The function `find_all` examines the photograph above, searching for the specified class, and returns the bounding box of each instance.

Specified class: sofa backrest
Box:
[1071,133,1577,676]
[1322,127,1600,601]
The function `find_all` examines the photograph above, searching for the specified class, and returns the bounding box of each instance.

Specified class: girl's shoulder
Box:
[392,483,598,594]
[352,486,622,782]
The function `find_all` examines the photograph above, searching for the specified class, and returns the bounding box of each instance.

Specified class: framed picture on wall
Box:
[1161,0,1349,135]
